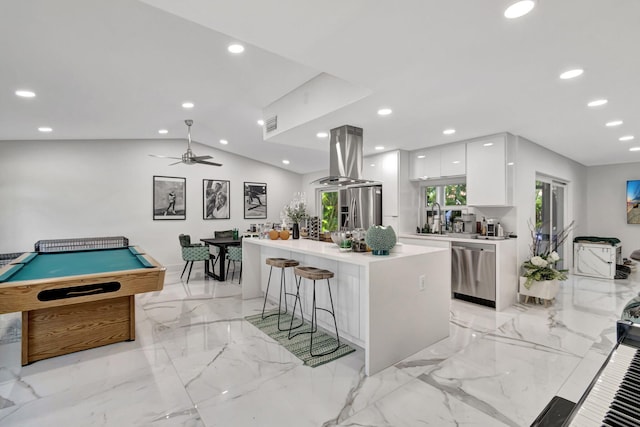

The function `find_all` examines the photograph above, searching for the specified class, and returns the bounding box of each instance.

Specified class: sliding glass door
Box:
[535,177,567,269]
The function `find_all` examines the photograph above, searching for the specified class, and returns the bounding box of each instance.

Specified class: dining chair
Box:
[178,234,211,283]
[226,246,243,283]
[210,229,234,271]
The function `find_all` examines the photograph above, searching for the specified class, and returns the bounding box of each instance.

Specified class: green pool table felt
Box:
[1,248,154,283]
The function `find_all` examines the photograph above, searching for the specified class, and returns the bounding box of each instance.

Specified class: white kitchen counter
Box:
[242,237,450,375]
[398,232,516,245]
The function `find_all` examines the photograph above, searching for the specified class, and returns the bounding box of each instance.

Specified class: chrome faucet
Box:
[430,202,442,234]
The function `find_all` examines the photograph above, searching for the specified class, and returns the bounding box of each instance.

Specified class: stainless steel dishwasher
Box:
[451,241,496,308]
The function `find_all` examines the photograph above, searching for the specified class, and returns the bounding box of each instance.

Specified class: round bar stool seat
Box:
[289,265,340,357]
[261,257,302,331]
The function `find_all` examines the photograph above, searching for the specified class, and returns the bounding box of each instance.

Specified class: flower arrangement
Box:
[284,192,308,224]
[521,220,574,289]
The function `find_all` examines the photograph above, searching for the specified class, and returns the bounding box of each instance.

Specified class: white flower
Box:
[549,251,560,262]
[530,256,548,267]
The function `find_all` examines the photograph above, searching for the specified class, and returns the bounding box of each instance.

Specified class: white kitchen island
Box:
[242,238,450,376]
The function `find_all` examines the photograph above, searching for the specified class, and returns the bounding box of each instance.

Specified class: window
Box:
[424,183,467,207]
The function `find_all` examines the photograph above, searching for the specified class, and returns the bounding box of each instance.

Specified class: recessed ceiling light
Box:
[504,1,535,19]
[282,159,290,165]
[619,135,635,142]
[257,119,264,126]
[370,163,376,167]
[377,108,392,116]
[483,142,494,147]
[507,162,515,166]
[587,99,608,107]
[219,139,228,145]
[443,129,456,135]
[417,155,426,159]
[158,129,168,134]
[15,89,36,98]
[559,69,584,80]
[630,147,640,152]
[374,146,385,150]
[38,127,52,132]
[228,44,245,54]
[452,160,460,164]
[316,132,328,138]
[182,102,194,109]
[606,120,623,127]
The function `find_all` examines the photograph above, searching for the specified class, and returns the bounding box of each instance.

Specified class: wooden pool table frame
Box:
[0,248,165,365]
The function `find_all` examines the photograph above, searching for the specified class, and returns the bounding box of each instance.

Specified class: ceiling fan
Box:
[149,120,222,166]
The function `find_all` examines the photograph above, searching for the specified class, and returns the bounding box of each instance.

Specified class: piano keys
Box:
[562,320,640,426]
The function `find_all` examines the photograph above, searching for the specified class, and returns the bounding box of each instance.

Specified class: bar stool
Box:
[261,257,302,331]
[290,266,340,357]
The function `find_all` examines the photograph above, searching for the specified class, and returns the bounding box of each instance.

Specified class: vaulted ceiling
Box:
[2,0,639,173]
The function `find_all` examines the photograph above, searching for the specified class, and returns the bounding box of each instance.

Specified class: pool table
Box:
[0,247,165,365]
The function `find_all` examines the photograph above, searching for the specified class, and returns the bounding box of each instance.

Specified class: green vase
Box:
[365,225,396,256]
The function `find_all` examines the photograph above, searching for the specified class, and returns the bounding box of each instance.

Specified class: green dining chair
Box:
[179,234,211,283]
[226,246,242,283]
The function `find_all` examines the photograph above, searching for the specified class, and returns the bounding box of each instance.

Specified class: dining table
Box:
[200,237,242,281]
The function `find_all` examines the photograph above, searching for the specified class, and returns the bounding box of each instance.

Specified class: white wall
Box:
[0,139,303,268]
[586,162,640,258]
[514,137,588,268]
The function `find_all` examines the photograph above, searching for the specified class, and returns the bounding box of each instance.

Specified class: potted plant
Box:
[519,220,574,304]
[284,192,308,239]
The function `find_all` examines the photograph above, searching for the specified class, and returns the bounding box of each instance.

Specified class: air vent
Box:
[265,115,277,133]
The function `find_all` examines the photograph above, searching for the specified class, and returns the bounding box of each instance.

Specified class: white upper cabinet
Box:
[410,144,465,180]
[440,143,466,177]
[466,134,514,206]
[364,150,399,217]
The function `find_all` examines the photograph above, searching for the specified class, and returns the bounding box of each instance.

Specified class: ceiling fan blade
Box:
[149,154,181,160]
[195,159,223,166]
[168,160,183,166]
[192,155,213,160]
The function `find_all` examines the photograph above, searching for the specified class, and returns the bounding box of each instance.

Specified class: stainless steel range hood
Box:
[312,125,376,186]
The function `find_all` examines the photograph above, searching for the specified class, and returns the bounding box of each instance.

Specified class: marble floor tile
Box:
[0,267,639,426]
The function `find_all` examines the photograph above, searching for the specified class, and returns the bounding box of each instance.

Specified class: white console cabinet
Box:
[573,242,622,279]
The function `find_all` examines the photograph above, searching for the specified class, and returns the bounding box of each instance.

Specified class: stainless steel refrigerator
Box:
[339,185,383,230]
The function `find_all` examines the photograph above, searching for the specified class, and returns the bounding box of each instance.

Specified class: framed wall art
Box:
[203,179,230,220]
[627,180,640,224]
[153,176,186,220]
[244,182,267,219]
